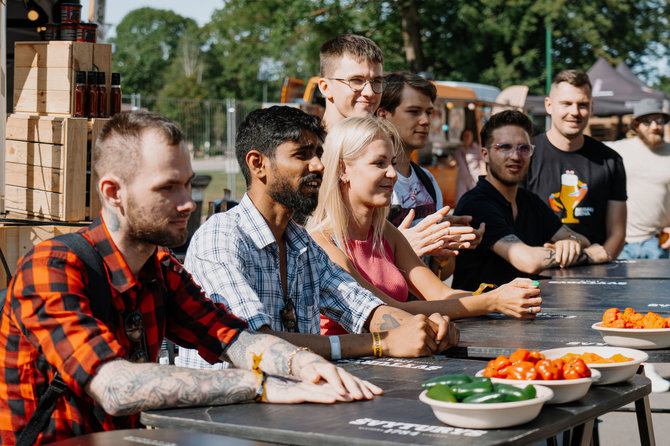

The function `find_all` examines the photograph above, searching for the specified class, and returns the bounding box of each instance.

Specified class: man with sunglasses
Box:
[452,110,610,291]
[607,99,670,259]
[318,34,386,130]
[0,111,382,445]
[521,70,627,261]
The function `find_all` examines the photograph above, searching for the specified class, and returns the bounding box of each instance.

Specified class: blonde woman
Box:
[306,116,543,335]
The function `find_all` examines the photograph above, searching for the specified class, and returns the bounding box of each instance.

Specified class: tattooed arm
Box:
[85,357,353,416]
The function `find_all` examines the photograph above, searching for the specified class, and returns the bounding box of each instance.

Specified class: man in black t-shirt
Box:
[453,111,610,291]
[521,70,627,259]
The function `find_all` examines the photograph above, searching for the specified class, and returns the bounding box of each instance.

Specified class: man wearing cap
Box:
[608,99,670,258]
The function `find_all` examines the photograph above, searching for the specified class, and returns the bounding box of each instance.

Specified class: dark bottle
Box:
[111,73,122,116]
[97,71,107,118]
[86,71,98,118]
[74,71,86,117]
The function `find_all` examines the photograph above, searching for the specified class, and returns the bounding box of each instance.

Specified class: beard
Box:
[126,195,191,248]
[488,161,527,187]
[270,172,321,224]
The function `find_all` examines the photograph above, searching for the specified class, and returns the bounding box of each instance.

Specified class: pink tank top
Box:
[320,231,409,336]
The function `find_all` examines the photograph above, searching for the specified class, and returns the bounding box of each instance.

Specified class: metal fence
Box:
[123,94,264,200]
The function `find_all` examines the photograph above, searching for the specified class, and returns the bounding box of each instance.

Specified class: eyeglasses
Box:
[280,298,298,333]
[125,310,148,363]
[328,77,387,94]
[491,143,535,158]
[638,116,668,126]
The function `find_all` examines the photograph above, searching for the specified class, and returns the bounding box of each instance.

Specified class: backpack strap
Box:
[14,232,112,446]
[410,161,437,205]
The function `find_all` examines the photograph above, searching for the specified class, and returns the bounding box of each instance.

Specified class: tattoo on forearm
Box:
[501,234,521,242]
[94,360,256,416]
[224,330,305,375]
[542,249,559,268]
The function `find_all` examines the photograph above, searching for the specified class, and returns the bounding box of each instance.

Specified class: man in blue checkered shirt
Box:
[178,106,459,368]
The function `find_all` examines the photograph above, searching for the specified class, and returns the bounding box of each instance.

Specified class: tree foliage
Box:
[112,1,670,99]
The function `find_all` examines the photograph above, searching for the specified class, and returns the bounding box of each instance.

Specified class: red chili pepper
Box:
[501,361,538,380]
[563,358,592,379]
[535,359,561,380]
[528,350,545,364]
[509,348,531,364]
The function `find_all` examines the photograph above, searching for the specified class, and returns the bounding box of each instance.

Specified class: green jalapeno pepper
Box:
[450,380,494,400]
[425,384,457,402]
[493,383,527,402]
[422,374,472,389]
[521,384,537,400]
[462,392,507,404]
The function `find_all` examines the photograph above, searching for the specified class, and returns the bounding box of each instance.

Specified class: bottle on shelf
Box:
[111,73,122,116]
[97,72,107,118]
[86,71,98,118]
[74,71,86,117]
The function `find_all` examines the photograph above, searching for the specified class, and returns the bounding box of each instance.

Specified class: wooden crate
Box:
[0,224,83,286]
[13,41,112,116]
[4,114,89,221]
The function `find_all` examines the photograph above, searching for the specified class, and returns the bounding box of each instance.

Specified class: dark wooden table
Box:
[50,428,274,445]
[541,259,670,280]
[142,357,651,446]
[447,278,670,362]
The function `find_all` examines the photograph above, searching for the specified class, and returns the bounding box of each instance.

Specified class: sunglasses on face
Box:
[491,143,535,158]
[328,77,387,94]
[124,310,149,363]
[638,116,668,126]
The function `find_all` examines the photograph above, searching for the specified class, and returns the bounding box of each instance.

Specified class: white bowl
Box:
[419,384,553,429]
[540,346,648,385]
[592,322,670,349]
[475,369,601,404]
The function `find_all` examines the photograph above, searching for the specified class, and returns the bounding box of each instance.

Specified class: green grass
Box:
[195,170,247,214]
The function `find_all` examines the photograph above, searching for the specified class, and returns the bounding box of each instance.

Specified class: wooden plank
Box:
[87,119,110,218]
[14,88,74,115]
[5,114,68,144]
[14,41,93,70]
[62,118,88,219]
[0,224,82,286]
[5,185,85,222]
[5,140,64,168]
[4,162,63,192]
[13,67,73,91]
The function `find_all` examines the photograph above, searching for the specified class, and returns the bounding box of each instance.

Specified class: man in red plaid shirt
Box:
[0,111,381,444]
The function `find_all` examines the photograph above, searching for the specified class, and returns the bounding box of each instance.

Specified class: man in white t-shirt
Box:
[377,72,481,275]
[608,98,670,259]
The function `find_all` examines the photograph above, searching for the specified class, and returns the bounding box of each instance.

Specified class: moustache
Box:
[299,173,323,185]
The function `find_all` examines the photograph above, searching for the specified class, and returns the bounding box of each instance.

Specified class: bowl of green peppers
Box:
[419,374,553,429]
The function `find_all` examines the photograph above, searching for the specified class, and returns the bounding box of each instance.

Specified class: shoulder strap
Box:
[15,232,112,446]
[410,161,437,204]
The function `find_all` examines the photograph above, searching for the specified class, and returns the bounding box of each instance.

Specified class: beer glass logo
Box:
[548,170,588,223]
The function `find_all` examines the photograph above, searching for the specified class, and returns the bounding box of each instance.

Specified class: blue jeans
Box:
[619,236,670,259]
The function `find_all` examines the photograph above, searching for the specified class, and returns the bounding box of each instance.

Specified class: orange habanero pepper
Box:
[535,359,561,380]
[509,349,531,364]
[563,358,591,379]
[501,361,538,380]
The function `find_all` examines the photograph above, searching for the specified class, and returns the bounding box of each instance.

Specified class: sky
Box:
[81,0,222,37]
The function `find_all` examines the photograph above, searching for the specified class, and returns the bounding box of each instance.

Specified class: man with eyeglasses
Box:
[452,110,610,291]
[607,99,670,259]
[521,70,627,261]
[0,111,382,445]
[318,34,386,130]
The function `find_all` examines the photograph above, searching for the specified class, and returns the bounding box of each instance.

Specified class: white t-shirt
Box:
[608,137,670,243]
[391,165,443,227]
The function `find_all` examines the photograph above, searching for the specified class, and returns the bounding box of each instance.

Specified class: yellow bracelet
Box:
[251,352,267,402]
[473,282,495,295]
[287,347,311,376]
[372,332,382,357]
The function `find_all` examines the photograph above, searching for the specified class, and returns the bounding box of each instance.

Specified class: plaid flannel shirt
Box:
[177,194,383,370]
[0,216,247,444]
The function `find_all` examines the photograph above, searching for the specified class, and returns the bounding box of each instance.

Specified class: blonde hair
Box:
[306,116,400,260]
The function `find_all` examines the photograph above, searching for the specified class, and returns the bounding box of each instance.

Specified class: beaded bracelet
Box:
[287,347,311,376]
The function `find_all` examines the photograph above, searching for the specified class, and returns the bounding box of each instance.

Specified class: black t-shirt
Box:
[452,177,563,291]
[521,133,627,244]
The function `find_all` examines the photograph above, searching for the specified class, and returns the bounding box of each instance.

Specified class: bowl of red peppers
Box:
[475,348,601,404]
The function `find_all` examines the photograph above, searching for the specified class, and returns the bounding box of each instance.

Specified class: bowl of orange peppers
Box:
[593,307,670,349]
[475,348,600,404]
[540,346,648,385]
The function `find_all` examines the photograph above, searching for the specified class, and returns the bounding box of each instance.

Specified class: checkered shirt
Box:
[0,216,247,444]
[177,194,383,370]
